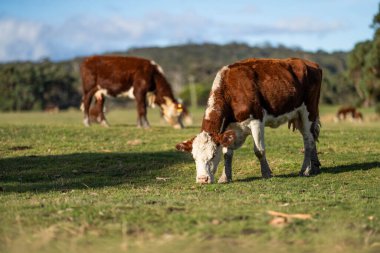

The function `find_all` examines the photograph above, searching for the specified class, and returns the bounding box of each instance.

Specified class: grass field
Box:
[0,106,379,253]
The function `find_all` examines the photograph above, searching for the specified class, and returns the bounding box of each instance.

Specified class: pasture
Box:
[0,106,379,253]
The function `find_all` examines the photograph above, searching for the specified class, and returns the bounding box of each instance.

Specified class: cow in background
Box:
[80,56,184,129]
[176,58,322,184]
[336,106,364,122]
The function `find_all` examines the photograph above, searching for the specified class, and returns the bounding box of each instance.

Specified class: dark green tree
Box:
[348,4,380,106]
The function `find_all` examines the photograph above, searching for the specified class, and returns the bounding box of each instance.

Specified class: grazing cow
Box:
[176,58,322,184]
[81,55,184,129]
[336,106,363,122]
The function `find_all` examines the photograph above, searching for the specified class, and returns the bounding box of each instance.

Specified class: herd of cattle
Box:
[77,55,356,183]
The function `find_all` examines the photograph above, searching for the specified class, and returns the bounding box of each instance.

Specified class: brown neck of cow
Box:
[153,71,176,106]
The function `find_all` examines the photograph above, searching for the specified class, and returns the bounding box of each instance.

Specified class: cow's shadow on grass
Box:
[236,161,380,182]
[0,151,192,193]
[321,162,380,174]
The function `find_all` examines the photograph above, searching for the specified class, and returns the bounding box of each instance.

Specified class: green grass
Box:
[0,107,379,253]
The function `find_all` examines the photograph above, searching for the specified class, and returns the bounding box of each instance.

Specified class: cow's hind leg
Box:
[218,147,233,183]
[94,96,109,127]
[250,120,272,178]
[82,88,98,127]
[299,110,321,176]
[97,95,109,127]
[310,120,321,173]
[134,86,150,128]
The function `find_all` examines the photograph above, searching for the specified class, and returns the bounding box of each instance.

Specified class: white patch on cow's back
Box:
[263,103,306,128]
[204,96,215,120]
[151,60,164,74]
[205,66,229,120]
[118,87,135,99]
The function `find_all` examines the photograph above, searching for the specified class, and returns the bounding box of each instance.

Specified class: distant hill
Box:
[119,43,354,105]
[0,42,357,111]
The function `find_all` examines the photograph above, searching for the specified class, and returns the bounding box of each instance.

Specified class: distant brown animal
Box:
[44,105,59,114]
[336,106,363,122]
[176,58,322,184]
[80,55,184,128]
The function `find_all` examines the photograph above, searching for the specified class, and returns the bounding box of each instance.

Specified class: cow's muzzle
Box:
[197,175,212,184]
[173,123,183,129]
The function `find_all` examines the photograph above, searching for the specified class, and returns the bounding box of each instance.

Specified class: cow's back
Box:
[80,56,154,95]
[223,58,322,119]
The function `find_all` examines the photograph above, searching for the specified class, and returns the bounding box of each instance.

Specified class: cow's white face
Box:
[192,131,223,183]
[161,97,184,129]
[176,130,236,184]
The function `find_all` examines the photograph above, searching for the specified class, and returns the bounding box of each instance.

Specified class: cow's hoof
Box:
[310,166,321,175]
[83,118,90,127]
[100,120,109,127]
[299,166,320,177]
[262,173,273,179]
[299,169,313,177]
[218,176,231,184]
[261,168,273,179]
[137,124,150,129]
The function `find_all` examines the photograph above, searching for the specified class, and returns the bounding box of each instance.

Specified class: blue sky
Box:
[0,0,378,62]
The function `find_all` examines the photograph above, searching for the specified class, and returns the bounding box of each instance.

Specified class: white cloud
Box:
[273,17,345,34]
[0,13,347,62]
[0,18,49,61]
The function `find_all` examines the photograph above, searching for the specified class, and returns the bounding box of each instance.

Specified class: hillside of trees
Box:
[123,43,355,106]
[0,43,357,111]
[347,4,380,107]
[2,5,380,112]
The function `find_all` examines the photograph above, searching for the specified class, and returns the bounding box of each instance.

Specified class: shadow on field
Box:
[321,161,380,174]
[236,161,380,182]
[0,151,191,193]
[236,173,300,182]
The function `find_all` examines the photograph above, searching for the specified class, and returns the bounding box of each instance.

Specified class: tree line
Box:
[0,60,81,111]
[0,6,379,111]
[348,4,380,107]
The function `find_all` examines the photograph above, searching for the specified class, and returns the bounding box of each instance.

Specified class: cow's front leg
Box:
[299,129,312,176]
[135,91,150,128]
[250,120,272,178]
[218,147,233,183]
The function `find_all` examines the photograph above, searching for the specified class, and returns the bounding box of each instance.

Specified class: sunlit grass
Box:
[0,107,379,253]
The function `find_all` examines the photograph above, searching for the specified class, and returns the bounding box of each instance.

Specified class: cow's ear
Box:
[175,137,195,153]
[219,130,236,147]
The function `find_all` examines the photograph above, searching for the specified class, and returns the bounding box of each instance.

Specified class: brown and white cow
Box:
[80,55,184,128]
[176,58,322,184]
[336,106,363,122]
